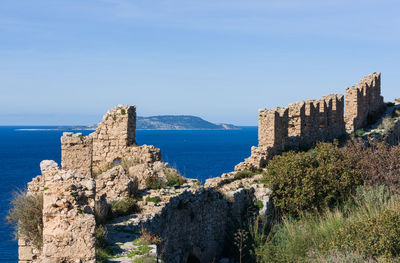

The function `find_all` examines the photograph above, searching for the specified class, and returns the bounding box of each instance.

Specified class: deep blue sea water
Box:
[0,126,257,262]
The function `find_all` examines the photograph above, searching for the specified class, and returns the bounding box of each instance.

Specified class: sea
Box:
[0,126,257,262]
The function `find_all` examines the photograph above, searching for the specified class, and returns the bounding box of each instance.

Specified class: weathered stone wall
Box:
[41,160,96,263]
[345,72,385,132]
[236,94,346,171]
[18,161,96,263]
[130,187,256,263]
[237,72,384,171]
[61,133,92,177]
[61,105,161,177]
[91,105,136,172]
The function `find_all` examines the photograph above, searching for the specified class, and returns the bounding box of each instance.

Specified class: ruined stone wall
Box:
[41,160,96,263]
[137,188,254,263]
[91,105,136,172]
[236,94,346,171]
[61,133,92,177]
[61,105,161,177]
[237,72,384,171]
[345,72,384,132]
[18,161,96,263]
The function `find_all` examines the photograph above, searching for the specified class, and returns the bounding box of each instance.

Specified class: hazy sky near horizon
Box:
[0,0,399,125]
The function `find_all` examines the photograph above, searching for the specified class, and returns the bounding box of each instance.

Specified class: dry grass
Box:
[7,191,43,248]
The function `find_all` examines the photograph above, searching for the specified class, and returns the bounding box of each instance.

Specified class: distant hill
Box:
[136,115,240,130]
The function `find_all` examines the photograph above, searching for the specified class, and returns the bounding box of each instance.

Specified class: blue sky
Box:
[0,0,399,125]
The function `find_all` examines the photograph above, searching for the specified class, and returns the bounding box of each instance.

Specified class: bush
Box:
[7,191,43,249]
[262,142,362,218]
[109,198,139,217]
[164,169,186,186]
[355,129,365,137]
[348,140,400,194]
[329,208,400,259]
[254,186,400,262]
[145,174,166,189]
[234,170,254,180]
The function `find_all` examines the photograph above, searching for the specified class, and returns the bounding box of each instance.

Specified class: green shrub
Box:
[355,129,365,137]
[262,142,362,218]
[145,174,166,189]
[165,169,185,186]
[120,109,126,115]
[234,170,254,180]
[145,196,161,204]
[7,191,43,249]
[328,207,400,259]
[253,186,400,262]
[109,198,139,217]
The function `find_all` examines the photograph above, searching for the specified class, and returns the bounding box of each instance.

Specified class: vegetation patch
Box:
[262,142,362,218]
[234,170,254,180]
[145,174,166,190]
[127,245,152,257]
[132,256,158,263]
[378,117,396,132]
[7,191,43,249]
[145,196,161,204]
[253,186,400,262]
[165,168,185,186]
[120,109,126,115]
[109,198,140,217]
[355,129,365,137]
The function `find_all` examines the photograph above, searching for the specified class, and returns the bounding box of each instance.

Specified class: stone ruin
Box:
[18,104,271,263]
[345,72,385,132]
[18,105,167,262]
[236,72,385,171]
[17,72,386,262]
[61,105,161,177]
[19,161,96,263]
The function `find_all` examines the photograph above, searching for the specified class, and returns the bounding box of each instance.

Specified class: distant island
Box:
[137,115,240,130]
[16,115,240,131]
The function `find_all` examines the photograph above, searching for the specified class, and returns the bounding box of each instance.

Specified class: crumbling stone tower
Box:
[91,105,136,172]
[258,108,289,150]
[61,105,160,177]
[345,72,384,132]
